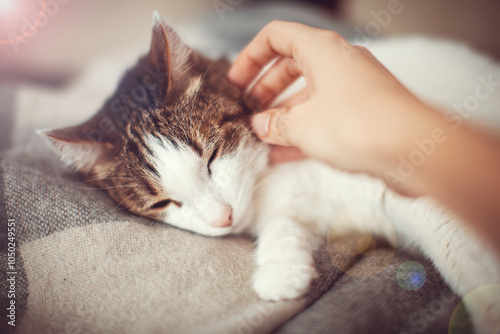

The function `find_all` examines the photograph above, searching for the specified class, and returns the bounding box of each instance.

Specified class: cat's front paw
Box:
[253,261,318,301]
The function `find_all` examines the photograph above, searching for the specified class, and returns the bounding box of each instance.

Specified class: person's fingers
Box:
[251,106,302,146]
[269,145,306,164]
[228,21,318,87]
[229,21,354,93]
[275,89,309,108]
[250,57,302,107]
[228,48,273,88]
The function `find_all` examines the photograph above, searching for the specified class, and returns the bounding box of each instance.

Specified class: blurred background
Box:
[0,0,499,86]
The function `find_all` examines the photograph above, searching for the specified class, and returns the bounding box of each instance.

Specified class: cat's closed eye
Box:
[151,199,172,210]
[150,199,182,210]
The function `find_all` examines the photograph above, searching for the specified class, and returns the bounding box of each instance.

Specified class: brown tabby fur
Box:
[44,18,261,220]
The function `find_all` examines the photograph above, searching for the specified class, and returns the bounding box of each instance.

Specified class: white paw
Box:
[253,261,318,301]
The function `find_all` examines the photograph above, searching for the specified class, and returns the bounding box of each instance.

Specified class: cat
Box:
[40,12,500,331]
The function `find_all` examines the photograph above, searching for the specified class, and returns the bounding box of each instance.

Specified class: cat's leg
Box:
[248,161,383,301]
[253,217,318,301]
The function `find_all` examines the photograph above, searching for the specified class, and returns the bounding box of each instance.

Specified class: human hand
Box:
[230,21,500,256]
[228,21,440,185]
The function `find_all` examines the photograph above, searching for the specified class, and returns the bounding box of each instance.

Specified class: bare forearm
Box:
[398,114,500,254]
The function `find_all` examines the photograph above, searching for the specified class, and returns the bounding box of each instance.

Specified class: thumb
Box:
[251,107,298,146]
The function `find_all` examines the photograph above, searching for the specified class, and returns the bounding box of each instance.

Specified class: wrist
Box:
[371,101,446,195]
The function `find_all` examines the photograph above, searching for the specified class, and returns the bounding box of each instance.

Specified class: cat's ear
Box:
[147,11,191,97]
[38,121,116,173]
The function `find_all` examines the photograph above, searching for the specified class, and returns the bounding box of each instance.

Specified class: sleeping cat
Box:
[41,12,500,331]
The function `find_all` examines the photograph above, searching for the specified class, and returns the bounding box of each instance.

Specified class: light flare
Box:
[0,0,47,45]
[0,0,15,13]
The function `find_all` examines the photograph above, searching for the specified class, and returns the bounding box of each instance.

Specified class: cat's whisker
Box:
[191,65,211,136]
[178,117,191,145]
[189,80,202,136]
[83,184,150,191]
[106,192,140,214]
[67,177,141,189]
[244,146,270,194]
[83,176,139,183]
[196,68,215,136]
[246,142,267,168]
[249,173,268,193]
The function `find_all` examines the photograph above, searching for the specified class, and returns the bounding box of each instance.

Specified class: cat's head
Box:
[40,12,269,236]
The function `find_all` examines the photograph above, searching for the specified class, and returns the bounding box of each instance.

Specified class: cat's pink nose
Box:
[210,206,233,228]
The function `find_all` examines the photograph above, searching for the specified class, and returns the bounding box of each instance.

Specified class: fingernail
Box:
[252,112,270,138]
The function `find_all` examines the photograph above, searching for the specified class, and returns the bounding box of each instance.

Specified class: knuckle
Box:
[283,58,301,79]
[295,30,345,54]
[270,108,290,144]
[354,45,369,53]
[269,19,286,25]
[318,30,344,45]
[266,20,287,31]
